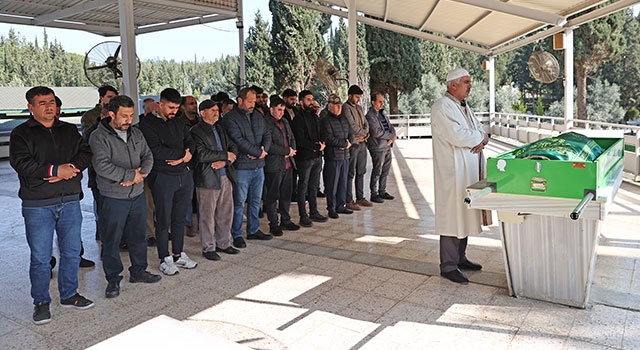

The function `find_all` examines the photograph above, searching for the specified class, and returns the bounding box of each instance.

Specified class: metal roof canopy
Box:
[0,0,237,36]
[282,0,639,57]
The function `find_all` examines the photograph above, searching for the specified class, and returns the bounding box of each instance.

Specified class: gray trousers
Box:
[196,176,233,253]
[347,143,367,202]
[369,149,392,195]
[439,236,468,273]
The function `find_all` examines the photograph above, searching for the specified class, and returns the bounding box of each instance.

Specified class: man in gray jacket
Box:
[89,95,161,299]
[365,92,397,203]
[342,85,372,211]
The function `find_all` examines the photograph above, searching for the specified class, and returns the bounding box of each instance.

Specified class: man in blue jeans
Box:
[89,95,162,298]
[10,86,94,325]
[220,87,272,248]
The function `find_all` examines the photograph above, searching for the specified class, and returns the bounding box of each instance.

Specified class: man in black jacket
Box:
[139,88,198,276]
[320,94,354,219]
[263,96,300,236]
[190,100,240,261]
[291,90,328,227]
[10,86,94,325]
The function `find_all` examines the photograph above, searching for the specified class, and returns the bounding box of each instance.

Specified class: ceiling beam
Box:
[281,0,489,55]
[0,14,121,36]
[144,0,238,17]
[383,0,389,21]
[418,0,440,31]
[450,0,567,26]
[33,0,118,26]
[135,14,235,35]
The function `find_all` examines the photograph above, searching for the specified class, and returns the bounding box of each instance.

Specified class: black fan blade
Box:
[114,44,121,59]
[87,65,108,70]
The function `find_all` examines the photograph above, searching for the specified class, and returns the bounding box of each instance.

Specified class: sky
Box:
[0,1,270,62]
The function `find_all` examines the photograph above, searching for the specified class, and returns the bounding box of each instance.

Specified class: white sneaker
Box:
[160,256,179,276]
[175,252,197,269]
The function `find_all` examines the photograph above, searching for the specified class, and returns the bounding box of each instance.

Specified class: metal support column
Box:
[488,56,495,132]
[237,0,246,91]
[564,28,574,130]
[118,0,139,120]
[348,0,357,86]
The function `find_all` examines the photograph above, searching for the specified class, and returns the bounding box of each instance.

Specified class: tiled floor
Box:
[0,138,638,349]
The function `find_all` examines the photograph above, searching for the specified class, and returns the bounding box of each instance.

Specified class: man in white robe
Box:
[431,68,489,284]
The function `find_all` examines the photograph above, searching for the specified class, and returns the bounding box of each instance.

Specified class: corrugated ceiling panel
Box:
[460,13,543,48]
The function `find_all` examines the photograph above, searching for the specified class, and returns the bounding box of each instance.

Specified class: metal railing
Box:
[388,112,640,180]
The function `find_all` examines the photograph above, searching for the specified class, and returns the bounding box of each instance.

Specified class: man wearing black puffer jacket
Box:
[320,94,354,219]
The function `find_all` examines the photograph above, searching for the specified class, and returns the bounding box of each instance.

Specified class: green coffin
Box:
[486,134,624,199]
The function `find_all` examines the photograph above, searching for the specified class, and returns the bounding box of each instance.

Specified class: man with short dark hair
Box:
[365,92,397,203]
[221,99,236,117]
[190,100,240,260]
[291,90,328,227]
[220,87,273,248]
[81,85,118,134]
[263,96,299,236]
[180,95,200,238]
[10,86,94,325]
[89,95,161,298]
[342,85,371,211]
[282,89,297,124]
[139,88,198,276]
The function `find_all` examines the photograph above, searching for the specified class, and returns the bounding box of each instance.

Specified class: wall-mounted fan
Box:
[83,41,140,88]
[528,50,560,84]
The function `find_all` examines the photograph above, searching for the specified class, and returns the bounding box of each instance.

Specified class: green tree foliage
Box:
[599,11,640,110]
[0,29,89,86]
[495,85,521,113]
[269,0,331,92]
[366,25,422,114]
[574,9,626,120]
[535,96,545,116]
[245,10,275,94]
[586,78,624,123]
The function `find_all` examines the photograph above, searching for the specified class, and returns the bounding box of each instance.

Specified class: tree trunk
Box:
[575,63,588,120]
[388,85,399,115]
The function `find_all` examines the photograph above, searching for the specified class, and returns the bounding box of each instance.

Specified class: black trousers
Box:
[439,236,468,273]
[296,157,322,217]
[148,171,193,260]
[264,167,293,228]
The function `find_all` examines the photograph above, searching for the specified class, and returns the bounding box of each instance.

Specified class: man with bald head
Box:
[431,68,489,284]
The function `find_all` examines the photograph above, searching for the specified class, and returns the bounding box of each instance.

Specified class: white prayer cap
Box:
[446,68,470,82]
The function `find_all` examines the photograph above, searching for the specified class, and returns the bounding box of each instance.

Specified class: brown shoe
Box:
[185,225,196,237]
[345,201,361,211]
[356,198,373,207]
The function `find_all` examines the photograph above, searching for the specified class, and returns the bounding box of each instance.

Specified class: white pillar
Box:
[564,28,574,130]
[488,56,495,131]
[237,0,246,90]
[118,0,139,120]
[348,0,357,86]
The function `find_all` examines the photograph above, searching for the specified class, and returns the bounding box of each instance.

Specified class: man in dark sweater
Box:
[139,88,198,276]
[10,86,94,325]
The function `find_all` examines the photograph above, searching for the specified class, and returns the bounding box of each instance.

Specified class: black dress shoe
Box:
[440,269,469,284]
[269,226,284,237]
[281,221,300,231]
[80,257,95,268]
[458,259,483,271]
[130,271,162,283]
[247,230,273,241]
[337,208,353,214]
[146,237,156,247]
[380,192,395,200]
[202,251,221,261]
[233,237,247,248]
[105,281,120,298]
[328,211,339,219]
[216,246,240,255]
[309,213,328,222]
[299,216,313,227]
[370,195,384,203]
[317,190,326,198]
